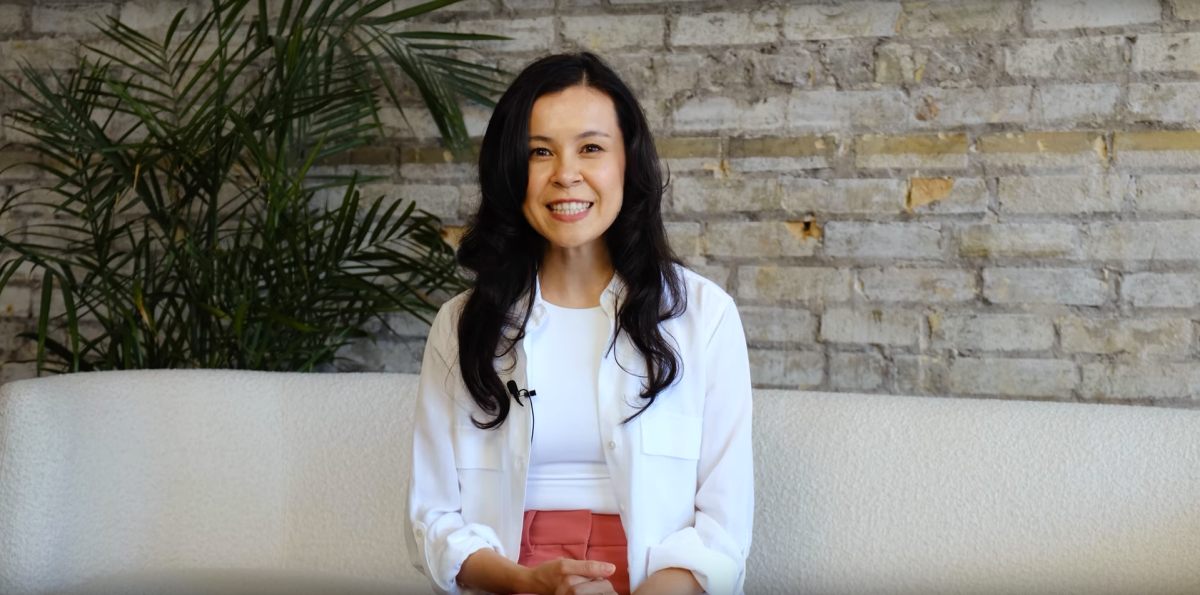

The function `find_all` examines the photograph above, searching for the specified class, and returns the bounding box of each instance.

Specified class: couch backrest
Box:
[0,370,423,595]
[1,370,1198,595]
[751,388,1200,595]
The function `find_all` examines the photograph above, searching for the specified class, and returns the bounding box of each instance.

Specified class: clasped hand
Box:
[528,557,618,595]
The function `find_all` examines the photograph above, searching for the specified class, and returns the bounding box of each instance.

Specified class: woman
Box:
[406,53,753,595]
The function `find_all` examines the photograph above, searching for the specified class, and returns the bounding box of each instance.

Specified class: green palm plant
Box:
[0,0,504,373]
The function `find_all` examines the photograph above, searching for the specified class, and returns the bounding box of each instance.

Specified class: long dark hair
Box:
[455,52,686,429]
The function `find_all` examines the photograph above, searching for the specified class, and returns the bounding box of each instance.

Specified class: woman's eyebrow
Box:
[528,130,612,143]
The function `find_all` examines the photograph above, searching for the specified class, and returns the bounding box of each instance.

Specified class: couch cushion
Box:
[0,370,429,595]
[750,389,1200,594]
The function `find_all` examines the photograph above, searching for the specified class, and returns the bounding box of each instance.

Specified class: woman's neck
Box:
[538,241,614,309]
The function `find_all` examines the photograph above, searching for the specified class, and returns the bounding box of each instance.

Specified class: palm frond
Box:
[0,0,485,374]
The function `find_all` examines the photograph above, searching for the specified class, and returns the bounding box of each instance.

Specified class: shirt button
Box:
[516,459,525,471]
[415,528,424,539]
[607,440,617,451]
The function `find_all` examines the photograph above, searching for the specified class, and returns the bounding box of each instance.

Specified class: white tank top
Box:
[524,300,619,514]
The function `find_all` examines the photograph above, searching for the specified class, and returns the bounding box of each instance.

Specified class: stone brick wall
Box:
[2,0,1200,407]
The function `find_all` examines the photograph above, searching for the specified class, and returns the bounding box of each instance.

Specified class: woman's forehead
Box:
[529,86,620,139]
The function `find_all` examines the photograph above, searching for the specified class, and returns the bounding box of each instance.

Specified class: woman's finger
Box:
[564,577,617,595]
[559,559,615,578]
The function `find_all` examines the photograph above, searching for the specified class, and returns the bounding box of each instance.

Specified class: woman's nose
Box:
[551,156,583,188]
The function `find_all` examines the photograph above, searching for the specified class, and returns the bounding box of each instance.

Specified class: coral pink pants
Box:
[516,510,631,595]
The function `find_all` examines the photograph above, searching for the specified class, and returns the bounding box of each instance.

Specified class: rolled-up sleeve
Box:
[645,295,754,595]
[406,300,505,595]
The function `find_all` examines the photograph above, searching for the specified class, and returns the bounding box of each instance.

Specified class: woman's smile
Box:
[547,199,594,221]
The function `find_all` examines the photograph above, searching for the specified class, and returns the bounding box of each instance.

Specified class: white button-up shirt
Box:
[406,265,754,595]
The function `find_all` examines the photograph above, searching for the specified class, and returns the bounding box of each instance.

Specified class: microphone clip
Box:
[506,380,536,406]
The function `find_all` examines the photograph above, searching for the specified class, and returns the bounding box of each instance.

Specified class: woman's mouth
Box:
[548,201,593,222]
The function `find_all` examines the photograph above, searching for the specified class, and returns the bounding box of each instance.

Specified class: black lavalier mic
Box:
[506,380,536,402]
[506,380,537,442]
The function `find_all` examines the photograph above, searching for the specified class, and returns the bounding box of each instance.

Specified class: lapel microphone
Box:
[505,380,536,403]
[506,380,537,443]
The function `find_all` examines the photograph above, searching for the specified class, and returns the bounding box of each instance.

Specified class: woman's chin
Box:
[543,234,606,253]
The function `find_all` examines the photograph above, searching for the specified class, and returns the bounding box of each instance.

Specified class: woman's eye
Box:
[529,148,550,157]
[582,144,603,153]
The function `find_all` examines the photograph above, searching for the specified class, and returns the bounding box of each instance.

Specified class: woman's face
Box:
[523,85,626,254]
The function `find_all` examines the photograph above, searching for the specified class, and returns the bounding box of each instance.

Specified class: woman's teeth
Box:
[550,202,592,215]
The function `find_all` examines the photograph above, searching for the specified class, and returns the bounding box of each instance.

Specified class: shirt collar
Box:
[526,270,624,330]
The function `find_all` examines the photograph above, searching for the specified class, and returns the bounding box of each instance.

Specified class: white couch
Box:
[1,370,1198,595]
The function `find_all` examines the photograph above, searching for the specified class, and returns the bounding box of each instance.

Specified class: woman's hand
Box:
[527,558,618,595]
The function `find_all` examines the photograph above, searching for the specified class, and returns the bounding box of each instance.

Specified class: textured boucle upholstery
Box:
[750,389,1200,595]
[0,370,425,595]
[1,370,1199,595]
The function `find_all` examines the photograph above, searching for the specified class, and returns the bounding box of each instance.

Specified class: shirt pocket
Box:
[454,426,504,470]
[641,413,704,460]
